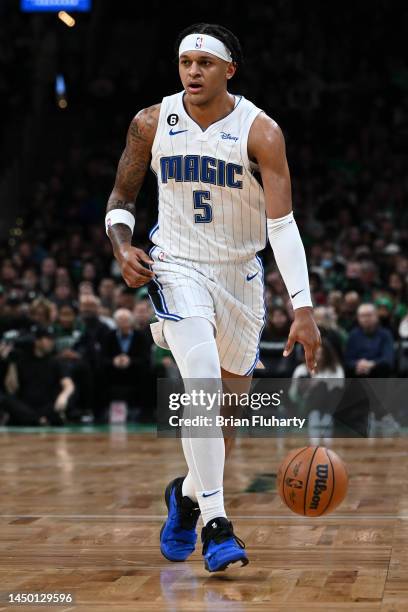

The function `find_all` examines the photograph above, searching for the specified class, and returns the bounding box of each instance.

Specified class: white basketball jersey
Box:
[150,90,266,263]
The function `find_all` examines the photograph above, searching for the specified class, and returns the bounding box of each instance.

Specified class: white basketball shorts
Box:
[147,246,265,376]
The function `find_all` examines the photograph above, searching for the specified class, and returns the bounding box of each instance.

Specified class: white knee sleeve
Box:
[163,317,221,379]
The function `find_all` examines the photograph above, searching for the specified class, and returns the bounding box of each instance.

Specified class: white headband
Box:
[179,33,232,63]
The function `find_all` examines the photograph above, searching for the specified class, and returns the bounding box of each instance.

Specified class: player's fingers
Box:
[121,251,154,275]
[283,335,295,357]
[122,265,152,286]
[304,345,317,373]
[136,249,154,265]
[123,273,150,288]
[123,255,152,274]
[124,260,154,279]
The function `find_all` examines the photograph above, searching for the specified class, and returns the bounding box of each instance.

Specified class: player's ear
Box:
[226,62,237,80]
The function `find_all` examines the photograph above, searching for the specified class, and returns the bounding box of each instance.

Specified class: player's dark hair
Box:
[175,23,244,70]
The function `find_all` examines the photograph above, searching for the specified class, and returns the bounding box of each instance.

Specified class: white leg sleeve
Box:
[163,317,227,524]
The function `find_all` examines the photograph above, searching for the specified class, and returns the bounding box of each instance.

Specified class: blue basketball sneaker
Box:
[201,517,249,572]
[160,477,201,562]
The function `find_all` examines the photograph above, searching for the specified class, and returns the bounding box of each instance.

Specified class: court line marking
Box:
[0,514,407,520]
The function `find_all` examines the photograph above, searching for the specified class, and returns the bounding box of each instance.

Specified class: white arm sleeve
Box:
[267,211,313,310]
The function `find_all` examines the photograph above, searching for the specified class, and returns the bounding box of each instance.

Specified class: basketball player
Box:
[106,23,321,572]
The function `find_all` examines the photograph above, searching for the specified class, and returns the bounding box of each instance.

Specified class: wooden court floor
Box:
[0,430,407,612]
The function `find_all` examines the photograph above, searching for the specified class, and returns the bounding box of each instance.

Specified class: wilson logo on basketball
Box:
[308,464,329,510]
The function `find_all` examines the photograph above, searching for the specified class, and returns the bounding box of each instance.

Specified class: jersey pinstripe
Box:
[150,90,266,264]
[148,246,265,375]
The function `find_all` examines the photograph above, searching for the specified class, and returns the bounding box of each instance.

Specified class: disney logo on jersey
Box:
[220,132,239,142]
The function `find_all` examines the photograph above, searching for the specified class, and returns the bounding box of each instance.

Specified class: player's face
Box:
[179,51,236,105]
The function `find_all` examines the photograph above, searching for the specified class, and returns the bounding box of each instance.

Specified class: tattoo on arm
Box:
[106,103,160,254]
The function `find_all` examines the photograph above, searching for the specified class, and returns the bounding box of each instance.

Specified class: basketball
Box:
[277,446,348,516]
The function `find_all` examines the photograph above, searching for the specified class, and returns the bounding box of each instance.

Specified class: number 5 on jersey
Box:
[193,190,212,223]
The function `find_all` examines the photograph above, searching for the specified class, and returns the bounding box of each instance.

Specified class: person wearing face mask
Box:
[374,296,397,336]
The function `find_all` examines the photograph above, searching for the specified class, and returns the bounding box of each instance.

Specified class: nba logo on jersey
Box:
[195,36,204,49]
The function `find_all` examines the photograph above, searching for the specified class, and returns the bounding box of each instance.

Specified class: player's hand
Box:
[283,307,321,374]
[117,245,154,288]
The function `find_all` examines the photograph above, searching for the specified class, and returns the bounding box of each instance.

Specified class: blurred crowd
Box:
[0,0,407,426]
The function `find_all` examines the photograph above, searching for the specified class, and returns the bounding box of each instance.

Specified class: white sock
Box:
[163,317,227,524]
[182,472,197,502]
[195,487,226,525]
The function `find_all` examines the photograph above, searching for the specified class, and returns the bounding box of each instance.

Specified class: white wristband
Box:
[105,209,135,236]
[267,212,313,310]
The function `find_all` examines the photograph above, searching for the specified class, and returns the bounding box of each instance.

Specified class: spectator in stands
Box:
[98,278,116,311]
[345,303,395,376]
[55,267,71,287]
[53,304,92,422]
[1,260,18,288]
[78,294,110,355]
[0,291,30,334]
[313,305,347,361]
[359,261,381,301]
[29,297,55,327]
[0,325,76,426]
[101,308,152,419]
[133,297,154,332]
[374,296,398,336]
[338,291,361,332]
[114,286,136,312]
[76,294,111,420]
[39,257,57,296]
[22,268,39,293]
[264,269,286,306]
[344,261,363,293]
[78,281,95,297]
[53,303,84,351]
[52,283,74,306]
[81,261,98,292]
